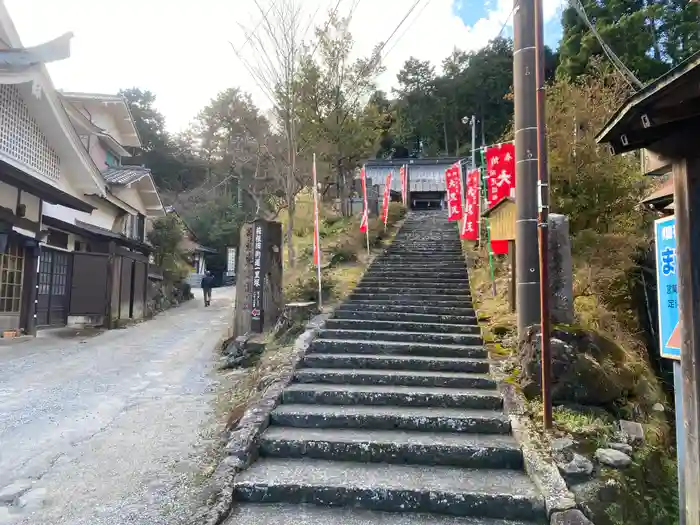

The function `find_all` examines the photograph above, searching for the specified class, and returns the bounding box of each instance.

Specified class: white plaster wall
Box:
[43,201,117,231]
[0,180,18,210]
[112,186,147,215]
[88,110,124,145]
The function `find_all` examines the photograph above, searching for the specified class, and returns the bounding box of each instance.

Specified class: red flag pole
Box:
[312,153,322,308]
[382,171,393,232]
[360,165,370,256]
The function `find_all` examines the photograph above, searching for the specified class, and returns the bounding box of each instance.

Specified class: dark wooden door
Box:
[132,261,146,319]
[37,248,71,327]
[119,257,133,319]
[69,253,109,316]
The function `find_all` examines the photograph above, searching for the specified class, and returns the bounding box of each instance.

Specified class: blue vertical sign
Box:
[654,215,686,524]
[654,215,681,360]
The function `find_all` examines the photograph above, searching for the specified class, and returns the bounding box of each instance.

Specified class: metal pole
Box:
[471,115,477,170]
[513,0,542,334]
[534,0,552,429]
[471,117,481,247]
[312,153,323,309]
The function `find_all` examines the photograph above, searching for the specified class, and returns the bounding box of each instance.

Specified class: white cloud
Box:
[4,0,562,133]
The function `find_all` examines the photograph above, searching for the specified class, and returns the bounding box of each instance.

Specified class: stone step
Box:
[260,428,523,469]
[332,310,477,325]
[348,295,473,307]
[318,329,482,346]
[363,274,469,283]
[310,338,486,358]
[301,353,490,374]
[325,319,480,334]
[281,383,502,410]
[384,255,464,260]
[380,253,464,262]
[226,503,542,525]
[271,404,510,433]
[233,459,544,521]
[338,303,476,316]
[370,263,467,270]
[294,368,496,389]
[311,338,488,359]
[360,277,470,285]
[353,286,470,296]
[365,264,469,279]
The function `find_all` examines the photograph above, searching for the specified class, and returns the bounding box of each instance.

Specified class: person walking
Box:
[201,271,214,307]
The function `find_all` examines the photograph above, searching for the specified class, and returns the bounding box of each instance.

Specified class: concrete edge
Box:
[192,312,330,525]
[497,378,581,523]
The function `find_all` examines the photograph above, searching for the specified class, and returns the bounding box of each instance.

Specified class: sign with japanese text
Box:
[226,247,237,276]
[250,221,265,332]
[654,215,680,360]
[462,168,480,240]
[444,164,463,222]
[485,142,515,208]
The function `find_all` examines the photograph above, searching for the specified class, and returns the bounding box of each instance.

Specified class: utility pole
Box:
[513,0,542,334]
[470,115,477,171]
[534,0,552,428]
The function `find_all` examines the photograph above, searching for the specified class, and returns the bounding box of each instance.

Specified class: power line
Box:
[382,0,432,60]
[495,2,517,41]
[567,0,643,89]
[331,0,427,133]
[307,0,345,60]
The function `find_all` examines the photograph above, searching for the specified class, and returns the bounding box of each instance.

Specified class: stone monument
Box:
[233,219,283,336]
[548,213,574,325]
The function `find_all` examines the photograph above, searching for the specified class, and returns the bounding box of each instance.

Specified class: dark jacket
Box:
[201,275,214,289]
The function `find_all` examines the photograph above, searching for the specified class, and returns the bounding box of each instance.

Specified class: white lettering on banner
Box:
[496,170,512,187]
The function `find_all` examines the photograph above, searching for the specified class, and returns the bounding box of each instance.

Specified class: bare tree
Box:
[230,0,316,268]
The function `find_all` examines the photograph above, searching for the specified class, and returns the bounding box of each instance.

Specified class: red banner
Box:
[360,166,368,233]
[444,164,463,222]
[399,165,407,205]
[381,171,393,224]
[312,155,321,266]
[485,142,515,208]
[461,168,480,240]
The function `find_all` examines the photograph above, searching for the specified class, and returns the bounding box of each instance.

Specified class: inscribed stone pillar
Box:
[233,220,283,336]
[548,214,574,325]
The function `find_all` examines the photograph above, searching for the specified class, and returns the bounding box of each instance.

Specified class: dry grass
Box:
[282,195,405,306]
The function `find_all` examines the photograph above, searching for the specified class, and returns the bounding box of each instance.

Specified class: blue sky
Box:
[454,0,564,49]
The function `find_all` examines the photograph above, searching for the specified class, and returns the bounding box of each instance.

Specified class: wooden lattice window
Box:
[0,242,25,314]
[0,85,61,181]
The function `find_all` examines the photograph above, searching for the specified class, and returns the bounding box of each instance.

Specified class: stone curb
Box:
[192,312,330,525]
[498,379,591,525]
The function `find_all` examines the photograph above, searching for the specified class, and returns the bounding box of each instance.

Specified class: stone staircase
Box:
[227,211,546,524]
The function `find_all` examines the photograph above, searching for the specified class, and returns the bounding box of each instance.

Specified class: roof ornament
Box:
[0,32,73,98]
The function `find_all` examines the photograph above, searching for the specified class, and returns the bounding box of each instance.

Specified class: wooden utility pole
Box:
[513,0,542,334]
[534,0,552,428]
[673,158,700,525]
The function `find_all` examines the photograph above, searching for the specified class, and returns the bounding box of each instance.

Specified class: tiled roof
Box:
[102,166,151,185]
